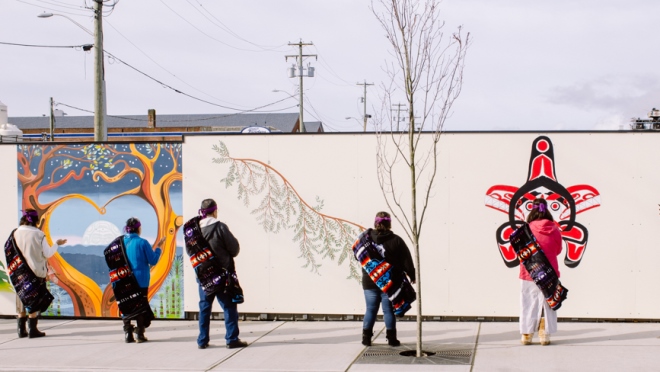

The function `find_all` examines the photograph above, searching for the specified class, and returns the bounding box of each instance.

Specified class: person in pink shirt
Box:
[520,198,563,346]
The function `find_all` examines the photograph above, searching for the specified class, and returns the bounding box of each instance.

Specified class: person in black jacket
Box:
[196,198,247,350]
[361,211,416,347]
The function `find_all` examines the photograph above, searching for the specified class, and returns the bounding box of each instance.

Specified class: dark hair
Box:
[20,209,39,227]
[374,211,392,233]
[199,199,217,218]
[124,217,141,234]
[526,198,554,223]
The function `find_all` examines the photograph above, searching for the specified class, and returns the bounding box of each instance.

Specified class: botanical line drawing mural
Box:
[212,141,364,280]
[16,143,183,318]
[484,136,601,268]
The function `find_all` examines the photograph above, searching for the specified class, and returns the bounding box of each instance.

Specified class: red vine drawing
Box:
[212,141,363,280]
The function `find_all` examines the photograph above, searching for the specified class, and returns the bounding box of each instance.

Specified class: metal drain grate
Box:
[356,344,474,365]
[363,350,403,357]
[436,349,473,357]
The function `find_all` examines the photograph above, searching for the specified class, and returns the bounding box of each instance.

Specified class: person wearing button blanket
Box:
[13,209,67,338]
[520,198,563,346]
[360,211,416,347]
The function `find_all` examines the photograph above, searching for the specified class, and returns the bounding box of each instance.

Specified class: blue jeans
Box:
[362,289,396,331]
[197,283,239,346]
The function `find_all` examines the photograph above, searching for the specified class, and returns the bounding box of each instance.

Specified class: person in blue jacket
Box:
[122,217,164,343]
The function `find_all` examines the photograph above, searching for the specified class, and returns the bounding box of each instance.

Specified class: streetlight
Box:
[345,116,363,131]
[38,3,107,142]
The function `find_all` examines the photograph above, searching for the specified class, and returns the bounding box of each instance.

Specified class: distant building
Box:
[631,108,660,130]
[8,110,324,141]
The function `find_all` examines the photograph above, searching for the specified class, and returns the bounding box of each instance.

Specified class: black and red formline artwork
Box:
[485,136,601,269]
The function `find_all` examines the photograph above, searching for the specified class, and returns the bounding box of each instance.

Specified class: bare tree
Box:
[371,0,469,357]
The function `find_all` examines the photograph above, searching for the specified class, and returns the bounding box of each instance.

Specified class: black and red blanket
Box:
[4,230,53,314]
[184,216,243,302]
[510,223,568,310]
[352,229,416,317]
[104,236,154,320]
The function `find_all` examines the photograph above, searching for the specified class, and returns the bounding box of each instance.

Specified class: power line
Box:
[104,50,296,112]
[0,40,90,49]
[186,0,287,52]
[158,0,267,53]
[14,0,92,16]
[56,101,299,122]
[31,0,89,10]
[104,19,247,108]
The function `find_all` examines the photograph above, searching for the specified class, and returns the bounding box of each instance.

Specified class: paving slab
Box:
[210,321,368,372]
[0,319,658,371]
[0,319,282,372]
[473,322,660,372]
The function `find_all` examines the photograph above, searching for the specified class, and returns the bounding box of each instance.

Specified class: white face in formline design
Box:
[81,220,122,246]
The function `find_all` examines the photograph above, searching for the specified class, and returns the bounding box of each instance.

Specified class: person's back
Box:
[199,217,239,271]
[519,198,563,346]
[195,198,246,350]
[519,219,563,281]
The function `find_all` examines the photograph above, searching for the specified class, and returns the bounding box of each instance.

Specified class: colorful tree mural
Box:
[212,141,363,280]
[17,143,183,317]
[0,261,11,292]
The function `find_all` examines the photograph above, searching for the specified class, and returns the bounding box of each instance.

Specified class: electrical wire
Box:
[104,19,247,108]
[31,0,88,10]
[185,0,288,52]
[158,0,265,53]
[56,101,299,122]
[104,50,296,113]
[0,40,89,48]
[14,0,92,16]
[311,44,355,86]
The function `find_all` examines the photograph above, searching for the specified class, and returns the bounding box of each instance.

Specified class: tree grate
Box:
[356,344,474,365]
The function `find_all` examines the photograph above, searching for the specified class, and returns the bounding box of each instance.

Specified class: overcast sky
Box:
[1,0,659,131]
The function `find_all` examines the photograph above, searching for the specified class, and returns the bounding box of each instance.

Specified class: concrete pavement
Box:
[0,318,659,371]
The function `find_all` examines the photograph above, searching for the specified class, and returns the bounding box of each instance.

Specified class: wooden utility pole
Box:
[357,80,374,132]
[93,0,106,141]
[49,97,55,141]
[286,40,316,133]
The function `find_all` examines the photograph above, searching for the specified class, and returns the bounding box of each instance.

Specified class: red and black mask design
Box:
[485,136,601,268]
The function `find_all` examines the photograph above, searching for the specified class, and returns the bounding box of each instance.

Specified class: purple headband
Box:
[199,205,217,218]
[375,216,391,224]
[533,203,547,213]
[124,220,141,233]
[22,210,39,223]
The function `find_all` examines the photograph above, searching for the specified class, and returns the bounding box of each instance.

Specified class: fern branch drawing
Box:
[212,141,363,280]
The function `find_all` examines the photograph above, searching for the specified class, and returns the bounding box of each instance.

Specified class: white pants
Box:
[520,280,557,334]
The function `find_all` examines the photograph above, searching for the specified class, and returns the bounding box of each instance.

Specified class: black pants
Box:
[122,288,150,331]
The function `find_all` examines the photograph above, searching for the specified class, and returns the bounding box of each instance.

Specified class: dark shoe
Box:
[361,329,372,346]
[226,340,248,349]
[198,343,209,349]
[386,329,400,347]
[135,327,148,343]
[28,318,46,338]
[17,317,28,338]
[123,324,135,343]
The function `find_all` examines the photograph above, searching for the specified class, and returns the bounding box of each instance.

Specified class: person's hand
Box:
[56,239,67,245]
[154,237,166,249]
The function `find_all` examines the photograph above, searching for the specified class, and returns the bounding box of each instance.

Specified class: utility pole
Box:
[357,80,374,132]
[286,40,316,133]
[391,103,408,131]
[49,97,55,141]
[93,0,106,142]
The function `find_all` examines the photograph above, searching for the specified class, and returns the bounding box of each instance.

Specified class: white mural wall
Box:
[182,132,660,319]
[2,132,659,319]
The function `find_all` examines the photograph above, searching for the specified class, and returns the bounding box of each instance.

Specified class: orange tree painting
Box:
[17,143,183,318]
[212,141,363,280]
